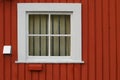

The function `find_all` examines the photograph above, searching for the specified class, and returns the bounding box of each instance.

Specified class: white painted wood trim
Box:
[17,3,83,63]
[15,60,84,63]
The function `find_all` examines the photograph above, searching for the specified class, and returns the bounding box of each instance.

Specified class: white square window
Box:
[16,3,84,63]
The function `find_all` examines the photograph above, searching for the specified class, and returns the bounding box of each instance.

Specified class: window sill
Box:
[15,60,84,63]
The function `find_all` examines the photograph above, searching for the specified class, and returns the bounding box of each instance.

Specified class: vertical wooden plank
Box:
[0,1,4,80]
[95,0,103,80]
[109,0,117,79]
[32,71,39,80]
[88,0,96,80]
[74,64,81,80]
[60,64,67,80]
[26,64,32,80]
[46,64,53,80]
[67,64,74,80]
[18,64,25,80]
[11,0,18,80]
[81,0,88,79]
[103,0,110,79]
[4,0,11,44]
[116,0,120,80]
[4,55,11,80]
[4,0,11,80]
[53,64,60,80]
[39,64,46,80]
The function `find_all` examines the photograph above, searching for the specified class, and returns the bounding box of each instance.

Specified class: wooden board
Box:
[0,1,4,80]
[103,0,110,80]
[88,0,96,80]
[4,1,11,80]
[116,0,120,80]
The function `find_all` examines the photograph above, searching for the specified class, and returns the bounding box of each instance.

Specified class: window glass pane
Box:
[29,15,48,34]
[51,15,70,34]
[29,36,48,56]
[50,36,70,56]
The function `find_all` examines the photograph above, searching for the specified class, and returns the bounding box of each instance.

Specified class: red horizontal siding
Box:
[0,0,120,80]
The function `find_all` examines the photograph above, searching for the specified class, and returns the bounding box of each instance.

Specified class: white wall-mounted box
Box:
[3,45,12,54]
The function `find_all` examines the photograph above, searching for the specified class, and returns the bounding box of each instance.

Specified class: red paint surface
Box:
[28,64,43,71]
[0,0,120,80]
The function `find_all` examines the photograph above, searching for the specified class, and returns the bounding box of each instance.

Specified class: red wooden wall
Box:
[0,0,120,80]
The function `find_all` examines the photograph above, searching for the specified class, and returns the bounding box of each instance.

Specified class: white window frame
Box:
[16,3,84,63]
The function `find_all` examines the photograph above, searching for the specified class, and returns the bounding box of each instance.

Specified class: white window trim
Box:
[16,3,84,63]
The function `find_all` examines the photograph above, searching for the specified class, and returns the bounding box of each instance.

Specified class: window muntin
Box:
[28,14,71,56]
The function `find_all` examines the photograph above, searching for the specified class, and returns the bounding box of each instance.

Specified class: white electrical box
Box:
[3,45,11,54]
